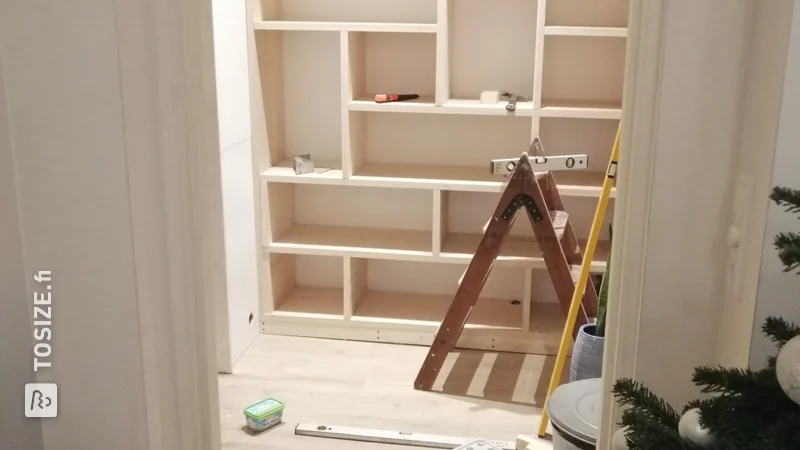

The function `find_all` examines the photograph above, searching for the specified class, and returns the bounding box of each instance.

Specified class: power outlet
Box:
[727,175,754,296]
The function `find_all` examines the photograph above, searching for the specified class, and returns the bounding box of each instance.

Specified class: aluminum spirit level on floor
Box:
[294,423,516,449]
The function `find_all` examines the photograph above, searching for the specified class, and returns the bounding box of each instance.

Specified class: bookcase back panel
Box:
[366,259,524,301]
[363,33,437,98]
[450,0,537,99]
[295,254,344,288]
[264,0,437,23]
[539,118,619,172]
[282,31,342,163]
[294,185,432,231]
[545,0,629,27]
[364,114,531,167]
[542,36,626,103]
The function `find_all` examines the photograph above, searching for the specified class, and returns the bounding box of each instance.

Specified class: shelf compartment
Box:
[256,30,343,175]
[542,36,626,111]
[350,112,529,184]
[269,253,344,319]
[346,32,437,109]
[258,0,437,24]
[448,0,536,105]
[266,183,434,258]
[349,259,527,330]
[544,0,629,28]
[438,191,610,271]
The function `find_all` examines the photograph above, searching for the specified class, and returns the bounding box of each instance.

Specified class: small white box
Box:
[480,90,501,105]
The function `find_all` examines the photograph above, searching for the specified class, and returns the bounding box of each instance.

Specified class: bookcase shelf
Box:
[249,0,628,354]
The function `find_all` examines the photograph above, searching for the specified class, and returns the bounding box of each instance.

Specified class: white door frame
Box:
[597,0,667,446]
[115,0,224,447]
[136,0,668,449]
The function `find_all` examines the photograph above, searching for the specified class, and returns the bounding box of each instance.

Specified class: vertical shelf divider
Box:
[531,0,547,140]
[432,190,449,255]
[522,268,533,331]
[344,256,367,319]
[340,31,355,178]
[342,31,366,178]
[434,0,451,106]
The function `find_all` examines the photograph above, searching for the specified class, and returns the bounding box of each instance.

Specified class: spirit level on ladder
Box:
[536,124,621,437]
[414,137,599,391]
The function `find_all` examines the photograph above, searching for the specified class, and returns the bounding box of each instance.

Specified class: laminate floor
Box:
[219,335,563,449]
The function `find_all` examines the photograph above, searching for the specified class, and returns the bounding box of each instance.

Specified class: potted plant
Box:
[570,222,612,382]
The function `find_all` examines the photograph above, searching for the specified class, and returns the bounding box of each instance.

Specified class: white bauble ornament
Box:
[678,408,716,448]
[611,426,630,450]
[776,335,800,405]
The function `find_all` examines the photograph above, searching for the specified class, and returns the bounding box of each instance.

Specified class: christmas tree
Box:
[611,186,800,450]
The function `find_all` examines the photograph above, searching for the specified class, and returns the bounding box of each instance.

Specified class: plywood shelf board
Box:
[350,95,618,118]
[265,224,609,271]
[544,26,627,38]
[255,21,438,33]
[250,0,628,351]
[270,224,433,258]
[263,162,613,196]
[440,233,609,272]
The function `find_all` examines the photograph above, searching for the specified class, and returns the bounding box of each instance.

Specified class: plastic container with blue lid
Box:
[243,398,284,433]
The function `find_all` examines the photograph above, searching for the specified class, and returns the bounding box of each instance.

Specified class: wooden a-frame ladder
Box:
[414,137,598,391]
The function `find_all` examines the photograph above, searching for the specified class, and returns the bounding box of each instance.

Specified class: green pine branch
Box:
[691,366,759,394]
[770,186,800,273]
[770,186,800,213]
[773,231,800,273]
[612,378,681,429]
[762,315,800,349]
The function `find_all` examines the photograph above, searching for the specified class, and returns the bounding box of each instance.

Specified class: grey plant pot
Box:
[570,323,605,382]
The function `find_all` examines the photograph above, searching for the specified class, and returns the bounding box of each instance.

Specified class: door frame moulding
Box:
[113,0,224,447]
[597,0,667,447]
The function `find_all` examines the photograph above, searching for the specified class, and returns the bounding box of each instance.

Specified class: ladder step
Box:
[550,211,568,241]
[483,210,569,235]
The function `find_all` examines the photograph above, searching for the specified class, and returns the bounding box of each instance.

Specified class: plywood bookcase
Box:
[247,0,627,354]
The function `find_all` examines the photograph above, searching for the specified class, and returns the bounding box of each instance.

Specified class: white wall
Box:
[715,0,794,368]
[0,0,150,447]
[212,0,260,372]
[750,1,800,368]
